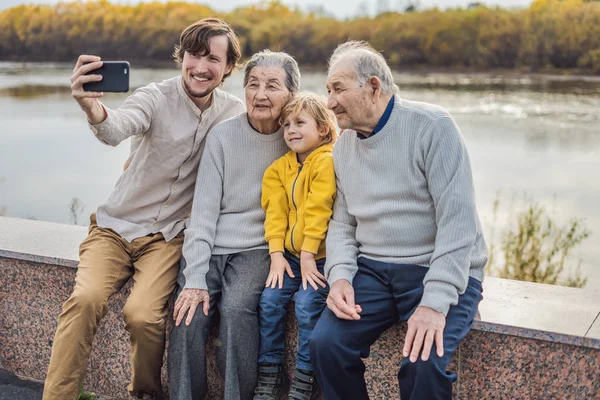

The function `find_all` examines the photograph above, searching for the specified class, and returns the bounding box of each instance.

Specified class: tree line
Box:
[1,0,599,72]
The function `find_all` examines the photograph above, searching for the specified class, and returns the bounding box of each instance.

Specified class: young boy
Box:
[254,92,338,400]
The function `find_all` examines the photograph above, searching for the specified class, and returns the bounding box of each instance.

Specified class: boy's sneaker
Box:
[288,369,320,400]
[253,363,285,400]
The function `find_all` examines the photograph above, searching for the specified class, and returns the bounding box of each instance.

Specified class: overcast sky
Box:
[0,0,533,17]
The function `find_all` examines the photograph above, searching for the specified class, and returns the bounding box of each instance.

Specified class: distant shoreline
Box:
[3,1,599,76]
[2,58,599,80]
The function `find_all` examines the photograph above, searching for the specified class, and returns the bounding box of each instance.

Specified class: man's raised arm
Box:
[71,54,155,147]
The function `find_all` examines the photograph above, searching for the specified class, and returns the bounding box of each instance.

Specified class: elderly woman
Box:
[168,50,300,400]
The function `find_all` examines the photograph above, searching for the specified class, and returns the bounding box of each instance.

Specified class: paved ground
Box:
[0,369,43,400]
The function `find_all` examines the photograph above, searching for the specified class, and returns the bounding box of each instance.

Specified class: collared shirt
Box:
[357,95,395,140]
[89,76,245,242]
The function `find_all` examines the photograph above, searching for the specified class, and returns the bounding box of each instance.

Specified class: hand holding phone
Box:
[83,61,130,93]
[70,55,129,125]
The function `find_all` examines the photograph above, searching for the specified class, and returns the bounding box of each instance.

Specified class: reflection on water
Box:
[1,62,599,290]
[393,72,600,95]
[0,85,68,98]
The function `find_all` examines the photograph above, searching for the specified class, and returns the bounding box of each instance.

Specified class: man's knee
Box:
[123,299,164,334]
[309,314,341,355]
[64,288,107,316]
[401,352,447,376]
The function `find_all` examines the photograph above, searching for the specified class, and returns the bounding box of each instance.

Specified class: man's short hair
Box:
[328,41,398,96]
[172,18,241,82]
[243,50,301,95]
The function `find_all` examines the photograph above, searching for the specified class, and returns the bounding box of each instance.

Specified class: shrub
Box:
[486,197,590,288]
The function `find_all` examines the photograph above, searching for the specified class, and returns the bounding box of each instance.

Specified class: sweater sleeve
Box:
[88,86,156,147]
[301,154,337,254]
[261,160,289,254]
[418,116,479,316]
[181,131,224,290]
[324,174,360,285]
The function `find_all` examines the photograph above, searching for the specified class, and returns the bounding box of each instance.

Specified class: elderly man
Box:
[43,18,245,400]
[309,41,488,400]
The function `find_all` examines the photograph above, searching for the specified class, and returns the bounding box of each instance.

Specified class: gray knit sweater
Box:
[182,113,289,290]
[325,96,488,316]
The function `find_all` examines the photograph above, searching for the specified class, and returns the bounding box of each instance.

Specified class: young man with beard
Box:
[42,18,245,400]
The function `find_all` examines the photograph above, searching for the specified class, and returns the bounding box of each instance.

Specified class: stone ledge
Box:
[1,216,598,346]
[0,216,85,267]
[1,228,599,398]
[476,277,600,346]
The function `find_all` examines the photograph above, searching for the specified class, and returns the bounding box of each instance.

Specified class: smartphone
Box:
[83,61,130,93]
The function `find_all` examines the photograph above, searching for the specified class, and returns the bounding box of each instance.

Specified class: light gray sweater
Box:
[182,113,289,290]
[326,96,488,316]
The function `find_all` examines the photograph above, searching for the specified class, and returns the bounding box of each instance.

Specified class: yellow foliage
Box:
[0,0,598,72]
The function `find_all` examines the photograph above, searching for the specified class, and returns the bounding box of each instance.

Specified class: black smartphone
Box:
[83,61,130,93]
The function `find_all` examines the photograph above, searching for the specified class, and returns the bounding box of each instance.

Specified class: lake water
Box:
[1,62,599,290]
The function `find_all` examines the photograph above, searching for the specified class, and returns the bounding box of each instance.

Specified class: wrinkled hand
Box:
[70,54,107,123]
[173,288,210,326]
[326,279,362,320]
[265,252,295,289]
[300,251,327,291]
[402,306,446,362]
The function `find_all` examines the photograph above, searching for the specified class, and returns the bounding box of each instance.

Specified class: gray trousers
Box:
[168,249,270,400]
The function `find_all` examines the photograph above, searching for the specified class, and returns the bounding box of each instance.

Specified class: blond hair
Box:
[282,92,338,145]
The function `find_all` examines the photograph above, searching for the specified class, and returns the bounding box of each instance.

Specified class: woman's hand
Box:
[300,251,327,290]
[265,252,295,289]
[173,288,210,326]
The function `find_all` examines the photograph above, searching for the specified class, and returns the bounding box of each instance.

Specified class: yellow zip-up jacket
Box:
[261,144,336,260]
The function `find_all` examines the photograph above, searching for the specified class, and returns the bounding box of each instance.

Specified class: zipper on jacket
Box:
[290,165,303,253]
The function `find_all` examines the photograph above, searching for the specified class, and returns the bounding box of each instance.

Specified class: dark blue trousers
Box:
[309,257,483,400]
[258,252,329,371]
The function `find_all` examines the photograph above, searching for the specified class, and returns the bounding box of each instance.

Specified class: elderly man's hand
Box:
[327,280,362,320]
[173,288,210,327]
[402,306,446,363]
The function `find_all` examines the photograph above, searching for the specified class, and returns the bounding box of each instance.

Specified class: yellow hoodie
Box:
[261,144,336,260]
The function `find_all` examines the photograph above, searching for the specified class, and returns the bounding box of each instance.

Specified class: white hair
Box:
[244,49,300,94]
[328,41,398,96]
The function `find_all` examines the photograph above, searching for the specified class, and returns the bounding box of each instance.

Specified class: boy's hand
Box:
[300,251,327,291]
[265,252,295,289]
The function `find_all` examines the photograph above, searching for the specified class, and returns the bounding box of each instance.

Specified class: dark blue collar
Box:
[357,96,395,140]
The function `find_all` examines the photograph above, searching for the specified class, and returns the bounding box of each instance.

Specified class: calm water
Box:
[1,62,599,290]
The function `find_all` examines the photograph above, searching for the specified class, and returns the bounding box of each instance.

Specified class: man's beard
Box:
[183,77,214,99]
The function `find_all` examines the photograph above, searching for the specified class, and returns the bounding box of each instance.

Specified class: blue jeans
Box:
[309,257,483,400]
[257,252,329,371]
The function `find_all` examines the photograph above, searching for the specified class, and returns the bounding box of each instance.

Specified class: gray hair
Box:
[328,41,398,96]
[243,50,301,94]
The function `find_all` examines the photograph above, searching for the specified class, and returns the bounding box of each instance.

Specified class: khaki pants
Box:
[43,214,183,400]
